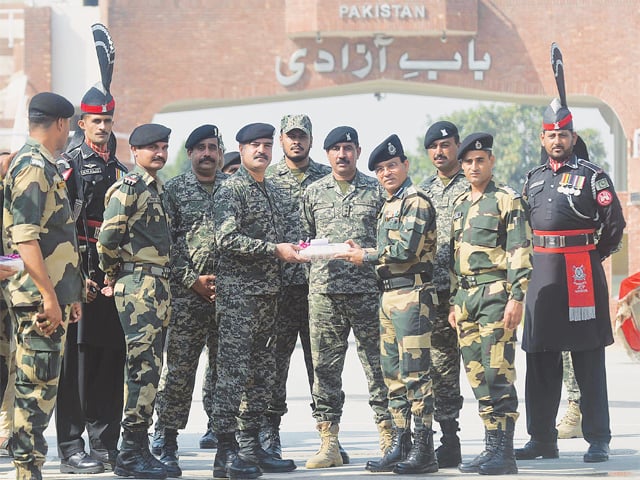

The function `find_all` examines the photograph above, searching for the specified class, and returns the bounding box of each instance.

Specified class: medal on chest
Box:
[557,173,585,196]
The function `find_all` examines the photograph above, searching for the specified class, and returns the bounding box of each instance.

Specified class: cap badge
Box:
[387,142,396,155]
[440,128,448,137]
[475,140,482,149]
[346,132,351,141]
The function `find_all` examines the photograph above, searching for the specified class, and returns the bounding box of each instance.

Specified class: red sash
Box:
[533,229,596,322]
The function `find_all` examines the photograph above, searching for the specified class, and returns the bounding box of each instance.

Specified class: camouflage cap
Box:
[280,114,312,136]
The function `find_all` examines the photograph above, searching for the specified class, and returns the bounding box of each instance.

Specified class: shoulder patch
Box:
[30,157,44,168]
[595,177,610,191]
[123,173,141,186]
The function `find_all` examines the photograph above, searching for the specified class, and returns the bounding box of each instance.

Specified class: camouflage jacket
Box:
[266,158,331,286]
[97,166,171,277]
[165,169,228,294]
[2,137,83,306]
[367,178,437,281]
[419,169,469,293]
[450,178,532,303]
[213,165,284,295]
[301,169,383,294]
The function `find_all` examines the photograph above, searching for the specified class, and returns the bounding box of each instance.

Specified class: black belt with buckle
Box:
[380,272,431,292]
[121,262,170,279]
[458,271,506,289]
[532,233,595,249]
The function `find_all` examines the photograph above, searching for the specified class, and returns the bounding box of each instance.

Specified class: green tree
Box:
[158,141,190,182]
[409,104,606,188]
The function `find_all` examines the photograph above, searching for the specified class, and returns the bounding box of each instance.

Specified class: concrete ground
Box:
[0,336,638,479]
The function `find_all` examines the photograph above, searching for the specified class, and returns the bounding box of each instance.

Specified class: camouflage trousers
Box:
[114,272,171,431]
[0,298,15,413]
[202,347,215,429]
[309,292,390,425]
[12,304,70,468]
[453,281,519,431]
[380,285,437,429]
[155,288,217,431]
[562,350,581,403]
[212,292,278,433]
[431,290,463,423]
[267,284,314,419]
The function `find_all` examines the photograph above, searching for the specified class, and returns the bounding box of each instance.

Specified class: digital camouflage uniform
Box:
[155,169,227,433]
[301,170,390,425]
[2,138,83,473]
[366,178,437,429]
[450,178,532,432]
[419,170,468,423]
[265,158,331,418]
[212,166,284,433]
[97,166,172,433]
[562,351,580,402]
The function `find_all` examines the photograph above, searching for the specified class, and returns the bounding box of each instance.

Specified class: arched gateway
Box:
[18,0,640,276]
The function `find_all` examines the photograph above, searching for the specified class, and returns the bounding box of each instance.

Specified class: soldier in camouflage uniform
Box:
[211,123,305,479]
[557,351,582,438]
[152,125,227,477]
[418,121,468,467]
[2,93,84,480]
[338,134,439,474]
[0,149,19,458]
[449,133,532,476]
[97,123,173,480]
[261,114,331,457]
[301,126,391,469]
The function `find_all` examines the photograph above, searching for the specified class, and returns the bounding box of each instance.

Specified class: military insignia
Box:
[596,190,613,206]
[595,178,610,191]
[346,132,351,141]
[84,163,97,169]
[475,140,482,149]
[530,180,544,189]
[440,128,448,137]
[123,173,140,186]
[81,167,102,176]
[387,142,396,155]
[558,173,584,195]
[30,158,44,168]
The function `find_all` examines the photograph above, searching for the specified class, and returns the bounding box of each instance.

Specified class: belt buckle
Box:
[546,235,565,248]
[382,279,391,290]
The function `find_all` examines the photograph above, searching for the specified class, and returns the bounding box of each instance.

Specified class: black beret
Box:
[458,133,493,160]
[323,126,358,150]
[129,123,171,147]
[29,92,74,119]
[185,124,219,150]
[368,134,405,171]
[223,151,241,170]
[235,123,275,144]
[424,121,459,149]
[81,84,115,115]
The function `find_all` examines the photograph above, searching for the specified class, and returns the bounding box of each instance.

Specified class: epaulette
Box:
[28,146,45,168]
[452,188,470,205]
[499,184,522,199]
[123,173,141,186]
[576,158,604,175]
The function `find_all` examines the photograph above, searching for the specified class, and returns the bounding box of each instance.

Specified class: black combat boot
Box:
[259,415,282,459]
[89,448,118,471]
[435,419,462,468]
[478,422,518,475]
[393,427,438,475]
[114,429,168,479]
[338,442,350,464]
[236,429,296,473]
[459,428,498,473]
[514,438,559,460]
[213,432,241,479]
[365,427,412,472]
[159,428,182,477]
[151,430,164,456]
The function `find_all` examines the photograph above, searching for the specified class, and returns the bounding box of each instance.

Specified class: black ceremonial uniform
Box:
[522,154,625,445]
[55,140,127,461]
